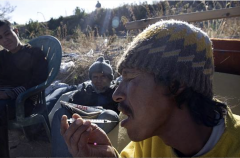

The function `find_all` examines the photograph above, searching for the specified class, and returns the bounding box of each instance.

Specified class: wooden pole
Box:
[126,7,240,30]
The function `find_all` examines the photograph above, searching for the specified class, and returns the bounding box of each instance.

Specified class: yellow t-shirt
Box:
[120,108,240,157]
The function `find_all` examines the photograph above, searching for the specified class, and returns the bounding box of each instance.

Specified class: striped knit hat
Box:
[118,20,214,98]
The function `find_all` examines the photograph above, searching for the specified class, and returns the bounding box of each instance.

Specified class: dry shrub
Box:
[55,55,99,85]
[194,17,240,39]
[55,36,126,85]
[57,22,128,84]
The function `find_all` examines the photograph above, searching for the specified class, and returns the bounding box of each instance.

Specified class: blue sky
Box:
[5,0,153,24]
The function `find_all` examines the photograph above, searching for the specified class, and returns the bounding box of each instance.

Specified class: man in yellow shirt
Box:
[60,20,240,157]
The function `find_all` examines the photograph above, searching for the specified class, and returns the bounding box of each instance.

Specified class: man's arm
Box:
[61,113,118,157]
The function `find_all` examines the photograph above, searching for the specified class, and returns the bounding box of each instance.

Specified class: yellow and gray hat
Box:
[118,20,214,98]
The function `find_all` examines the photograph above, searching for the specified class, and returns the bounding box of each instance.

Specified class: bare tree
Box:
[0,2,16,20]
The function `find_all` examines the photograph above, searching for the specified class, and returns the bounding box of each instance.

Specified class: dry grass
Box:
[193,17,240,39]
[55,33,126,84]
[56,17,240,84]
[16,1,240,85]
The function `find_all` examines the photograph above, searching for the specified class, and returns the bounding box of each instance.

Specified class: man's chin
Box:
[127,132,145,142]
[127,129,153,142]
[96,86,103,90]
[95,87,107,93]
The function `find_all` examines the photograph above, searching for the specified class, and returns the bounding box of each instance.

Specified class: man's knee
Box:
[51,108,72,138]
[97,110,119,134]
[98,110,119,121]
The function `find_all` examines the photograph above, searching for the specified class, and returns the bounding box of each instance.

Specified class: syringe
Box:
[67,118,119,124]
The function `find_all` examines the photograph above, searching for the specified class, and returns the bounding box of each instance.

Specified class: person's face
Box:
[112,68,177,141]
[0,24,21,53]
[91,72,111,92]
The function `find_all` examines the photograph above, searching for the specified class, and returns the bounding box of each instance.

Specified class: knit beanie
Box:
[89,56,114,80]
[118,20,214,98]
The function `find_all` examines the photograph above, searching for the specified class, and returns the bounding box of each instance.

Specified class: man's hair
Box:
[0,19,12,28]
[154,76,227,127]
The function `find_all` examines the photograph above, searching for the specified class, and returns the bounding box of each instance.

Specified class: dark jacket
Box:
[69,80,119,114]
[0,44,48,99]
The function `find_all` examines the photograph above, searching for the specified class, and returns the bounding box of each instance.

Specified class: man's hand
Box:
[0,91,9,99]
[61,113,117,157]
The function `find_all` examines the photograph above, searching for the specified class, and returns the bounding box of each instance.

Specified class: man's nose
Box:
[112,86,125,103]
[96,77,103,82]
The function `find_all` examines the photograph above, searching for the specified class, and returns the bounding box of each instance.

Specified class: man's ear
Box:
[13,28,19,36]
[169,81,186,96]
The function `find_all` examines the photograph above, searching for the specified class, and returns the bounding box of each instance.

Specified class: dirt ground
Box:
[8,129,51,158]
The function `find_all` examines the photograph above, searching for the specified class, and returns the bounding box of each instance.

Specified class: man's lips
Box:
[118,103,133,127]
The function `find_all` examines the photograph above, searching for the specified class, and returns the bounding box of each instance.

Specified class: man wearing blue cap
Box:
[51,56,119,157]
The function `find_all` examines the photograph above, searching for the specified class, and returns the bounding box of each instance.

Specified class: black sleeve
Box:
[23,47,48,89]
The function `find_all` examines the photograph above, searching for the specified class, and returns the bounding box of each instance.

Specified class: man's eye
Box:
[123,78,134,82]
[101,76,108,79]
[5,32,11,36]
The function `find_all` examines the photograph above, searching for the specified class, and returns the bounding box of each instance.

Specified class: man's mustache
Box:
[118,102,134,118]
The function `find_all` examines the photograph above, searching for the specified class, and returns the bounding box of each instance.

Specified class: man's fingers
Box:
[60,115,69,135]
[63,118,84,147]
[70,120,91,152]
[78,125,93,156]
[72,113,82,119]
[60,114,80,136]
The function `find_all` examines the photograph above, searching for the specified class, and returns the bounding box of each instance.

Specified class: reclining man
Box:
[60,20,240,157]
[51,56,119,157]
[0,20,48,156]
